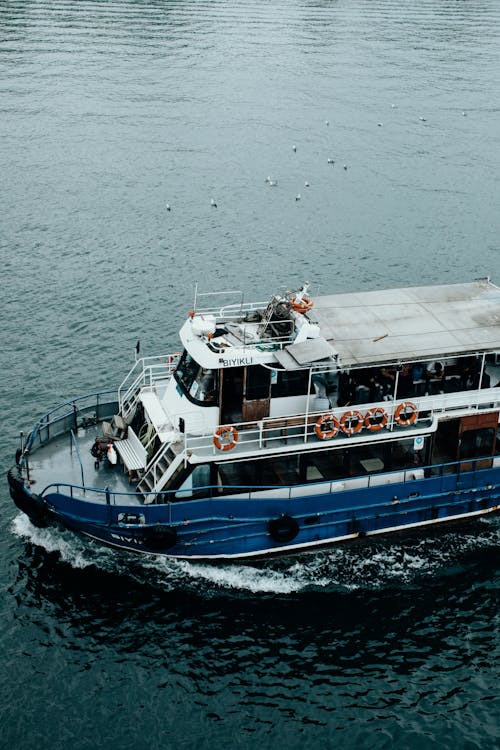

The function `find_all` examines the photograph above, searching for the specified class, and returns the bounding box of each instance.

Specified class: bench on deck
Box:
[114,426,147,472]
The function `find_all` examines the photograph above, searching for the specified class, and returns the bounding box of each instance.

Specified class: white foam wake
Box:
[10,512,500,595]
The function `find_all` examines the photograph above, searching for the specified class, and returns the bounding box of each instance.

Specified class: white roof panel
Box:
[312,279,500,367]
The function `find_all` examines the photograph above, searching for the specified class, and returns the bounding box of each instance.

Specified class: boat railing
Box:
[192,287,269,319]
[25,390,118,454]
[184,386,500,457]
[118,353,180,416]
[39,454,500,507]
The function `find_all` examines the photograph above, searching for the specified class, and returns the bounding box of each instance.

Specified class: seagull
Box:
[462,111,467,116]
[391,103,396,108]
[295,193,301,201]
[325,120,330,126]
[419,116,426,122]
[304,181,310,187]
[268,179,278,186]
[211,198,217,208]
[343,164,348,170]
[292,144,297,152]
[327,158,334,164]
[166,203,171,211]
[378,122,383,127]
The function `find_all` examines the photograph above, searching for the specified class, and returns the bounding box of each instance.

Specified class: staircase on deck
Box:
[115,387,186,499]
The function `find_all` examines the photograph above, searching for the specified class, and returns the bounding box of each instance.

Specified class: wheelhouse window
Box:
[174,350,218,406]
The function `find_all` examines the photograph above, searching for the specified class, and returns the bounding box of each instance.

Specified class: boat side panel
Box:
[36,466,500,558]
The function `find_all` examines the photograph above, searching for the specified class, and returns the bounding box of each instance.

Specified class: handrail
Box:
[182,387,500,459]
[39,454,498,507]
[118,354,179,413]
[140,438,186,491]
[25,389,117,453]
[70,429,85,488]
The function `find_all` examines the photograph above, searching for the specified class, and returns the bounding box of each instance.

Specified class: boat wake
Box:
[11,513,499,596]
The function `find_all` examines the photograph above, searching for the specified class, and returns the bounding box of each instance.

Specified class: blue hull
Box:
[10,464,500,560]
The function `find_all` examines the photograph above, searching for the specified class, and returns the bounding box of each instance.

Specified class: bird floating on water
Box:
[343,164,348,170]
[295,194,301,201]
[327,158,334,164]
[211,198,217,208]
[166,203,171,211]
[304,181,310,187]
[325,120,329,126]
[292,144,297,152]
[419,116,426,122]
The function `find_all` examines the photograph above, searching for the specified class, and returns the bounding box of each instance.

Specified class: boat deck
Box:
[26,425,140,504]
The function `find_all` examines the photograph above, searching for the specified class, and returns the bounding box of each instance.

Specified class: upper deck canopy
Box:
[310,279,500,367]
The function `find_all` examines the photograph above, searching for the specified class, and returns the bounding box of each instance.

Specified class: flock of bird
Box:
[165,109,467,211]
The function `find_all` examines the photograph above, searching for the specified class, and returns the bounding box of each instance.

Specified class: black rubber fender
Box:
[141,524,178,551]
[267,514,299,544]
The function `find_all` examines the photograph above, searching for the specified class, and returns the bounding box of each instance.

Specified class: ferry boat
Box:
[8,279,500,561]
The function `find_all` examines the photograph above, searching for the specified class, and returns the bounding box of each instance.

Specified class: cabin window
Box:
[174,350,218,406]
[271,369,311,398]
[245,366,271,400]
[460,428,495,459]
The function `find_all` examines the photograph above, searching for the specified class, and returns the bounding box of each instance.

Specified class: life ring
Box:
[394,401,418,426]
[315,413,340,440]
[268,514,300,544]
[340,410,364,435]
[364,407,388,431]
[291,295,313,314]
[213,425,239,451]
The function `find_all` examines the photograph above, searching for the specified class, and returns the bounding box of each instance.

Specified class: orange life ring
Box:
[364,407,388,431]
[340,409,364,435]
[394,401,418,426]
[315,413,340,440]
[213,425,239,451]
[291,295,313,314]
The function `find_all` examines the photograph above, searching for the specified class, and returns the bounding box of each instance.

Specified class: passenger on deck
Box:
[379,366,396,399]
[396,363,413,398]
[460,356,480,389]
[337,371,354,407]
[358,367,381,401]
[425,360,445,393]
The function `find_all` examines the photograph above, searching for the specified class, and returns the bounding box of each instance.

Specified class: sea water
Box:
[1,1,499,748]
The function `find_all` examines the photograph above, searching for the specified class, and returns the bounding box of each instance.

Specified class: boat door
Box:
[242,365,271,423]
[219,365,271,425]
[457,412,498,470]
[220,367,244,424]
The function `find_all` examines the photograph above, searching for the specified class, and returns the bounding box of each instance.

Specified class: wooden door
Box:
[458,412,498,470]
[242,366,271,423]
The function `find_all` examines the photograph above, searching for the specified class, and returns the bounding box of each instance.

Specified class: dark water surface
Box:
[1,1,499,748]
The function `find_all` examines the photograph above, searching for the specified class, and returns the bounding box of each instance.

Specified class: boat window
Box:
[174,351,218,406]
[271,369,311,398]
[245,366,271,400]
[460,428,495,459]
